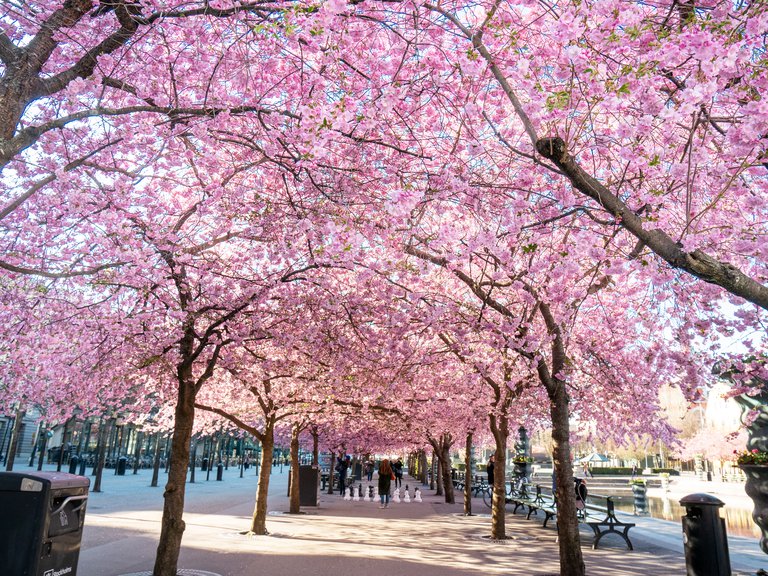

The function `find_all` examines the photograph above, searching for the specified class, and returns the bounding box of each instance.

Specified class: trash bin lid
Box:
[679,493,724,507]
[0,471,89,492]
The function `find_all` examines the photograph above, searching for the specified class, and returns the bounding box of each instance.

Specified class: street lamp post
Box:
[239,438,244,479]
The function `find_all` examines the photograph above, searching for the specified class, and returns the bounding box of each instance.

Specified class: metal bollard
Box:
[680,493,731,576]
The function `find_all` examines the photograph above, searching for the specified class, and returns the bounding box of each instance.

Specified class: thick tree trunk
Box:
[92,419,109,492]
[151,434,162,487]
[311,428,319,466]
[4,408,24,471]
[250,426,274,535]
[431,434,455,504]
[327,451,336,495]
[434,450,442,495]
[133,431,143,474]
[550,381,584,576]
[153,375,195,576]
[420,451,429,485]
[489,413,509,539]
[439,446,455,503]
[289,423,300,514]
[37,423,48,471]
[463,432,472,515]
[57,417,70,472]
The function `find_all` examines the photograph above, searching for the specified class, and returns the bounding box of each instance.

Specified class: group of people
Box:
[335,455,404,508]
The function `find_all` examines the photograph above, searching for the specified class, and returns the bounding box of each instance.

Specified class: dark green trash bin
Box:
[299,465,319,506]
[0,471,89,576]
[116,456,127,476]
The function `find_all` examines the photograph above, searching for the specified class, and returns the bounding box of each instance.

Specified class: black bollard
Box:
[680,493,730,576]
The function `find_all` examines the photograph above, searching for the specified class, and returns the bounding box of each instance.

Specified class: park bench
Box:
[577,493,636,550]
[517,485,636,550]
[454,472,487,497]
[514,483,558,524]
[506,481,536,514]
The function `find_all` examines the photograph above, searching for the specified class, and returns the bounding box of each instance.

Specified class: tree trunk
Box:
[151,434,162,487]
[311,428,319,466]
[4,408,24,471]
[550,381,584,576]
[37,423,48,471]
[133,431,143,474]
[289,423,301,514]
[152,374,196,576]
[489,413,509,539]
[57,418,70,472]
[92,419,109,492]
[464,432,472,515]
[250,424,274,535]
[327,451,336,495]
[434,449,441,495]
[439,442,455,504]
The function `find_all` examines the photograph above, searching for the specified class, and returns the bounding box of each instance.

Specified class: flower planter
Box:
[631,483,648,516]
[512,462,530,478]
[739,464,768,554]
[734,392,768,454]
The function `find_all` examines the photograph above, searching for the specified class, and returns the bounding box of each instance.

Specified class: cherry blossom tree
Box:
[3,3,767,576]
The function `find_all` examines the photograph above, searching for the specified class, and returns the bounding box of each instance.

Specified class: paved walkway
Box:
[9,463,768,575]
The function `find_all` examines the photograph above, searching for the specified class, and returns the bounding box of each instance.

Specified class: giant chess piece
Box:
[393,487,401,503]
[404,486,411,503]
[344,485,352,501]
[414,487,423,503]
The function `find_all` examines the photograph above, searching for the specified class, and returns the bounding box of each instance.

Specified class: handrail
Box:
[51,494,88,516]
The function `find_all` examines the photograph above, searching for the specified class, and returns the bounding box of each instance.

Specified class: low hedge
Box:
[583,467,680,476]
[651,468,680,476]
[586,467,633,475]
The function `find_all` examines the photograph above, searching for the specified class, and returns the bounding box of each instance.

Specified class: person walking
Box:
[392,457,404,488]
[336,455,350,495]
[378,459,394,508]
[365,460,374,482]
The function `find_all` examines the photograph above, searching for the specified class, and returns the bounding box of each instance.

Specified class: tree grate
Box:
[120,570,222,576]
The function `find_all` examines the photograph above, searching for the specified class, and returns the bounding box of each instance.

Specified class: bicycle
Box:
[483,476,530,509]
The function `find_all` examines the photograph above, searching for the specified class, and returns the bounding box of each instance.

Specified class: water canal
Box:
[611,494,760,539]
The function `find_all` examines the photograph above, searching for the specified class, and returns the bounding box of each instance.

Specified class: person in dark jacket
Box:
[378,459,393,508]
[487,454,495,487]
[392,458,404,488]
[336,455,350,495]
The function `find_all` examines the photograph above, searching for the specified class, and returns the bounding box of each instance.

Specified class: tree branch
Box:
[195,401,263,440]
[536,136,768,311]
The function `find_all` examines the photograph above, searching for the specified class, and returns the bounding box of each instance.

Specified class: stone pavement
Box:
[11,462,768,575]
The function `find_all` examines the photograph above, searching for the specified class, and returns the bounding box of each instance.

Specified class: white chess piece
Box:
[393,487,401,503]
[353,487,360,501]
[404,487,411,503]
[414,487,422,502]
[344,485,351,501]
